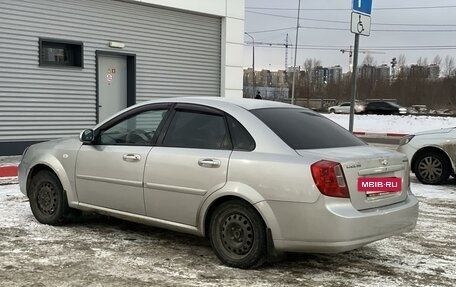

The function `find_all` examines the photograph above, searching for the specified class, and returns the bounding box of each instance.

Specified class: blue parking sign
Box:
[353,0,372,15]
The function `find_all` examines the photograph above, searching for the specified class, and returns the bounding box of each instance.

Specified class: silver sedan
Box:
[18,97,418,268]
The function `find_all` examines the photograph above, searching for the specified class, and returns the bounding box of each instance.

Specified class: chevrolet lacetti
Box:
[18,97,418,268]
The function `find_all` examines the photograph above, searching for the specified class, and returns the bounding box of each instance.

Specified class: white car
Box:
[328,102,365,114]
[397,127,456,185]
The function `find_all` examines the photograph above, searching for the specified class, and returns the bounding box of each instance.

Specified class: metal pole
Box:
[291,0,301,105]
[349,33,360,132]
[244,32,255,98]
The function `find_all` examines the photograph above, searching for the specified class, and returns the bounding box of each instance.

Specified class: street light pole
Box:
[291,0,301,105]
[244,32,255,98]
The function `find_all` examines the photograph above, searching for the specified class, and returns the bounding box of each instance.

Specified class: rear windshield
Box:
[251,108,366,149]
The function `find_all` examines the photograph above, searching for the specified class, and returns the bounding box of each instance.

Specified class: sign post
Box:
[349,0,372,132]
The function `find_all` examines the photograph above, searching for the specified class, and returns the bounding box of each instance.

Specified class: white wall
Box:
[133,0,245,98]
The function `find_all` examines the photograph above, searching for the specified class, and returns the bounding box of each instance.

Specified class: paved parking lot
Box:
[0,176,455,287]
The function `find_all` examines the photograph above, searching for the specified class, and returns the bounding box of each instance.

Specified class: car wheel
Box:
[329,109,336,114]
[29,170,71,225]
[209,200,267,269]
[414,151,451,185]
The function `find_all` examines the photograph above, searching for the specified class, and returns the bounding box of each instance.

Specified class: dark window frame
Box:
[39,38,84,68]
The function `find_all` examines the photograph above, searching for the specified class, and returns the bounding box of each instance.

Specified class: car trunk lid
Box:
[297,146,409,211]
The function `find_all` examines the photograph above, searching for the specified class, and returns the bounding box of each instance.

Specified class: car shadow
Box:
[66,212,392,270]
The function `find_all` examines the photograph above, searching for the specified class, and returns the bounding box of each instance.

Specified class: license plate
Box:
[365,191,393,198]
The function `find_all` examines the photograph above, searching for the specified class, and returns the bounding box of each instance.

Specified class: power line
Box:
[299,25,456,32]
[246,11,456,27]
[246,44,456,51]
[247,25,456,33]
[246,10,301,19]
[247,27,295,34]
[373,28,456,32]
[246,5,456,11]
[246,43,456,49]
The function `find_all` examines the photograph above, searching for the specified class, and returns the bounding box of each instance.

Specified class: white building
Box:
[0,0,245,155]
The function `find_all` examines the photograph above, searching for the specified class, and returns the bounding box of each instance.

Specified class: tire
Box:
[329,109,336,114]
[29,170,71,225]
[414,151,451,185]
[209,200,267,269]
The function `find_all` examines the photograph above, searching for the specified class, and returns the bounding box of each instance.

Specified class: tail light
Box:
[311,160,349,198]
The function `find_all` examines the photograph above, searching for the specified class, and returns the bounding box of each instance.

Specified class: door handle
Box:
[123,154,141,162]
[198,159,221,168]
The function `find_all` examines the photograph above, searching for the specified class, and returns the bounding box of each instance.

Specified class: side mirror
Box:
[79,129,94,144]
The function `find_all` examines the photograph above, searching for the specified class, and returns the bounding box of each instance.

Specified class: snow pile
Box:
[325,114,456,134]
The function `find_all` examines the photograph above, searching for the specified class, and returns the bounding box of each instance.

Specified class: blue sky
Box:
[244,0,456,72]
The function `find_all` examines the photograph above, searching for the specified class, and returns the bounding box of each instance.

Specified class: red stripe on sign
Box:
[358,177,402,192]
[0,166,18,177]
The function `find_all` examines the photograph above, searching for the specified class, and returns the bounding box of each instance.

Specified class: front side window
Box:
[162,110,231,150]
[98,109,169,145]
[251,108,366,150]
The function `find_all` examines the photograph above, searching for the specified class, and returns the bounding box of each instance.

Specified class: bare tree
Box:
[362,54,375,66]
[398,54,406,67]
[300,58,322,104]
[303,58,321,73]
[432,55,442,66]
[417,57,428,66]
[443,55,455,77]
[302,58,321,85]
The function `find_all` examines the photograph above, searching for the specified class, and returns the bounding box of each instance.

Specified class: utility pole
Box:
[244,32,255,98]
[349,34,360,132]
[291,0,301,105]
[285,33,289,70]
[349,0,373,132]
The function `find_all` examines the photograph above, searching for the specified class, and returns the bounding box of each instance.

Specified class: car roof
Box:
[138,96,301,111]
[95,96,308,131]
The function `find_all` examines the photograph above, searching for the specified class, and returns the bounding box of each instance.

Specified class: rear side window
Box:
[251,108,366,149]
[162,110,231,150]
[227,116,255,151]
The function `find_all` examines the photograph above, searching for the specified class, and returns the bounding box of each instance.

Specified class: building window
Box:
[39,39,83,68]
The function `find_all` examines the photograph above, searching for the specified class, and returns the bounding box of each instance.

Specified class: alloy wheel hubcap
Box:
[221,213,254,255]
[418,156,443,181]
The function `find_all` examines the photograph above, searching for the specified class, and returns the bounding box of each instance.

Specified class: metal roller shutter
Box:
[0,0,221,142]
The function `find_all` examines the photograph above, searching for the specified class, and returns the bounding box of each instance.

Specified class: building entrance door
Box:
[98,54,127,122]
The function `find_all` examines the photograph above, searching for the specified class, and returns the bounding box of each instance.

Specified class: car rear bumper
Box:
[265,193,419,253]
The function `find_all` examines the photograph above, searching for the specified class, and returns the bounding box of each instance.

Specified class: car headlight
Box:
[399,135,415,146]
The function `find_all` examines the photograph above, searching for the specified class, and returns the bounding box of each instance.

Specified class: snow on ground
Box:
[1,179,455,287]
[325,114,456,134]
[411,175,456,201]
